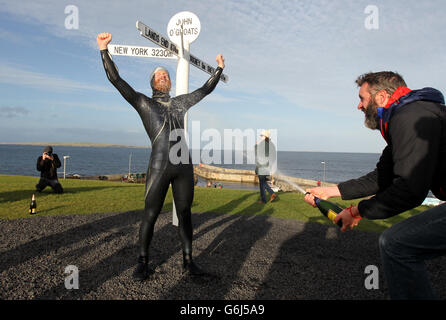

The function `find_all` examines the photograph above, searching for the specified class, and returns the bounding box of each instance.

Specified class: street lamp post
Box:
[63,156,70,179]
[128,153,132,180]
[321,161,326,185]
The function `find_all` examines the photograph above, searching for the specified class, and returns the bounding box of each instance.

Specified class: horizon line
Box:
[0,142,380,154]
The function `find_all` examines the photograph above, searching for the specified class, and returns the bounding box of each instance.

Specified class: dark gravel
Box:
[1,210,445,300]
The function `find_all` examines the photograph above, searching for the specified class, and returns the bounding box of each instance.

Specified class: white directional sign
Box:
[136,20,228,83]
[188,53,228,83]
[167,11,201,45]
[108,44,175,59]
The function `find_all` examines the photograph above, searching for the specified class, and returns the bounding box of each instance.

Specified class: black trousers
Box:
[138,163,194,258]
[36,178,63,194]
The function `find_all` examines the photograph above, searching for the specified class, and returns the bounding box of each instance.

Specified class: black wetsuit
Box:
[100,49,222,259]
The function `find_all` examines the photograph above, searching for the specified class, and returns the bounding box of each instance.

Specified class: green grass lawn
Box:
[0,174,430,233]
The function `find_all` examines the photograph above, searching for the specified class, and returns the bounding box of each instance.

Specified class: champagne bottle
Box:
[29,194,37,215]
[313,196,343,228]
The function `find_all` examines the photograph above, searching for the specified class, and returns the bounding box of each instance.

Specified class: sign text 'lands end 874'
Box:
[136,20,228,83]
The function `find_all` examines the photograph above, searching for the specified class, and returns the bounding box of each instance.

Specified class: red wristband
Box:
[347,205,362,219]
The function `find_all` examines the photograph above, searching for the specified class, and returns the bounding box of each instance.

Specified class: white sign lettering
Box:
[167,11,201,45]
[107,44,175,59]
[136,20,228,83]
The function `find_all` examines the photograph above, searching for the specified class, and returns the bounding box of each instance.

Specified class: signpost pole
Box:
[176,26,190,135]
[171,28,190,227]
[63,155,70,179]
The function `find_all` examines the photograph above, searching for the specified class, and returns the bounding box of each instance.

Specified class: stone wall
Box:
[194,163,336,192]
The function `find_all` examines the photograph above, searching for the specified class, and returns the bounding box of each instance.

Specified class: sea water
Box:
[0,145,380,184]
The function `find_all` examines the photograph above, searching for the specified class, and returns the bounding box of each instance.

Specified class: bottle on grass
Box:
[29,194,37,215]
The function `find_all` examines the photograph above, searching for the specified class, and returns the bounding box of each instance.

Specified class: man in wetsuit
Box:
[36,146,63,194]
[97,32,225,281]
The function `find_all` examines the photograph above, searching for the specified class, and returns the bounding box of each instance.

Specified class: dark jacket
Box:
[338,93,446,220]
[37,154,61,180]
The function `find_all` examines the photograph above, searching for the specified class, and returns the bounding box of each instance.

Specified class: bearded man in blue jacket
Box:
[305,71,446,299]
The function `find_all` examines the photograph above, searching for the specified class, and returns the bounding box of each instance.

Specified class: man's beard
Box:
[364,99,379,130]
[153,79,171,93]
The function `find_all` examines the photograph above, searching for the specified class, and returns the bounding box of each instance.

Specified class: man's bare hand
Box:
[97,33,112,50]
[306,186,341,200]
[304,186,341,207]
[42,153,53,161]
[334,206,361,232]
[216,54,225,69]
[304,192,317,207]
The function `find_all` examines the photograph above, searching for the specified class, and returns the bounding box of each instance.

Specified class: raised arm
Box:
[97,33,140,107]
[180,54,225,109]
[201,54,225,94]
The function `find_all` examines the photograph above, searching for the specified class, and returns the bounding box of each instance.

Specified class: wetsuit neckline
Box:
[152,89,171,104]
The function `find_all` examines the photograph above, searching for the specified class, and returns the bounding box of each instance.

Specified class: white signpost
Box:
[109,12,228,226]
[166,11,202,137]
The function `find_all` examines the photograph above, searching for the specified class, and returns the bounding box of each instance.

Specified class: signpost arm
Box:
[136,20,228,83]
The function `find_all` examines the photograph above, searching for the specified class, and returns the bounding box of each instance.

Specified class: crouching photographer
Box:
[36,146,63,194]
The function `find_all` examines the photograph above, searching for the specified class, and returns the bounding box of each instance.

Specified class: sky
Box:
[1,0,445,153]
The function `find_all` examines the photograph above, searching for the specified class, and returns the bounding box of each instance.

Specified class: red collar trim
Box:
[384,86,412,108]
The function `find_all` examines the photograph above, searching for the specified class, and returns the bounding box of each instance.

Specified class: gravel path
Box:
[1,210,445,300]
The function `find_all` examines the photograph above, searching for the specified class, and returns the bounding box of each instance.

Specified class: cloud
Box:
[0,28,25,44]
[3,1,445,102]
[0,106,30,118]
[1,0,446,153]
[0,64,112,93]
[45,100,129,112]
[200,93,240,104]
[0,123,149,146]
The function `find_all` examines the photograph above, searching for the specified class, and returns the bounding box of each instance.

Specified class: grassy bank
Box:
[0,174,429,233]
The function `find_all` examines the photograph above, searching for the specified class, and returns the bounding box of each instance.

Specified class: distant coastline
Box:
[0,142,149,149]
[0,142,379,154]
